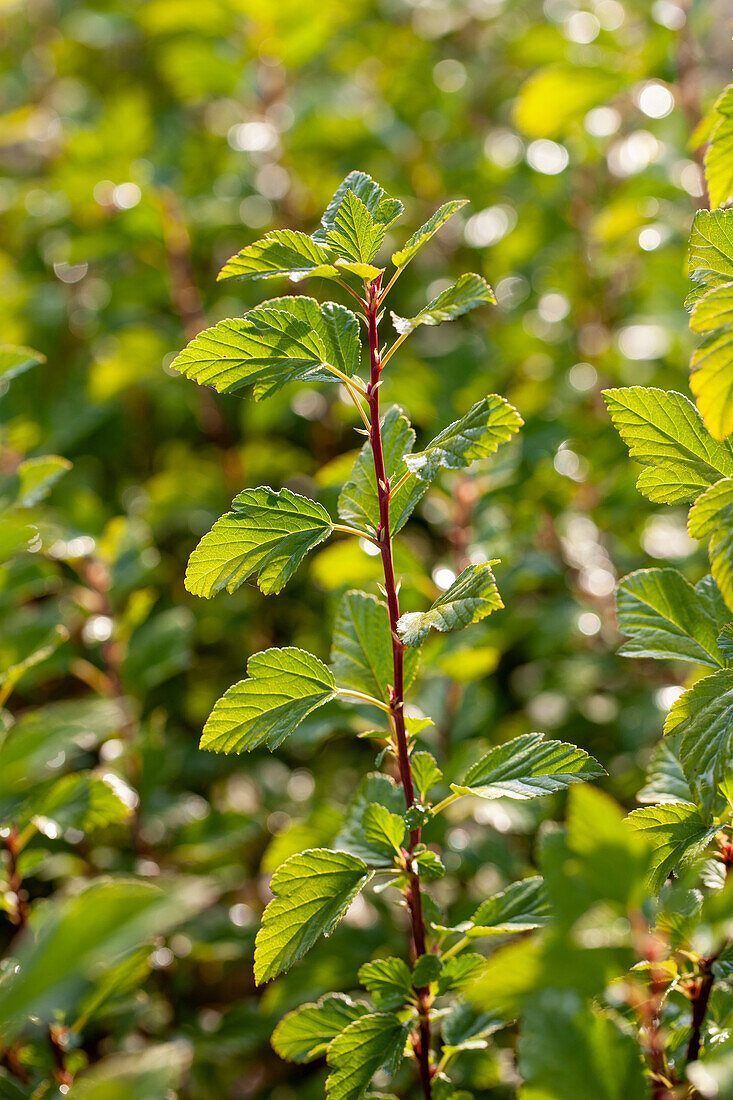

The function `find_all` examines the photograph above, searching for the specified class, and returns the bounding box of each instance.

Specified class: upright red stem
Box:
[364,277,433,1099]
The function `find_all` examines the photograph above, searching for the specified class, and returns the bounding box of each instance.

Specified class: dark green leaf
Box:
[469,876,550,936]
[664,668,733,815]
[325,1012,408,1100]
[451,733,605,801]
[627,802,718,891]
[616,568,726,667]
[335,774,405,864]
[272,994,365,1063]
[358,957,412,1011]
[331,590,418,703]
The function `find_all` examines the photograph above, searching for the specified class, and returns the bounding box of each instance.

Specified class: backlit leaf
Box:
[331,590,418,703]
[616,568,727,667]
[358,957,412,1011]
[469,876,551,936]
[391,273,495,336]
[272,994,365,1063]
[627,802,718,891]
[705,85,733,209]
[325,1012,408,1100]
[217,229,338,283]
[327,190,385,264]
[451,733,605,801]
[664,668,733,815]
[397,562,503,647]
[186,486,333,597]
[405,395,522,482]
[314,171,403,243]
[688,477,733,610]
[254,848,373,985]
[391,200,467,270]
[200,647,336,754]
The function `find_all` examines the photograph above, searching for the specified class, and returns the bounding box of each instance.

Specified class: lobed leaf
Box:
[338,405,427,535]
[171,297,360,401]
[603,386,733,504]
[616,568,728,667]
[358,957,412,1011]
[272,994,365,1063]
[688,477,733,610]
[405,395,523,482]
[325,1011,408,1100]
[397,562,503,647]
[627,802,718,891]
[391,199,467,270]
[200,647,336,754]
[254,848,373,985]
[314,171,403,243]
[331,590,418,703]
[327,189,386,264]
[469,876,551,936]
[451,732,605,801]
[664,668,733,816]
[391,273,495,336]
[217,229,338,283]
[186,486,333,598]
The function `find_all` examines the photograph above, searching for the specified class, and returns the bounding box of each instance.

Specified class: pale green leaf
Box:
[437,954,487,995]
[331,590,418,703]
[0,345,45,386]
[186,486,333,598]
[358,957,412,1011]
[200,647,336,754]
[391,199,468,270]
[410,752,443,799]
[0,625,68,698]
[325,1012,408,1100]
[391,273,495,336]
[335,259,383,281]
[338,405,428,535]
[335,774,405,864]
[688,209,733,298]
[254,848,373,985]
[616,568,726,667]
[362,803,405,862]
[705,85,733,210]
[664,668,733,815]
[627,802,718,891]
[405,395,523,482]
[0,517,36,562]
[469,876,550,936]
[327,190,385,264]
[689,279,733,443]
[603,386,733,503]
[451,732,605,801]
[31,772,132,834]
[272,994,365,1063]
[397,562,503,647]
[217,229,338,283]
[171,297,360,400]
[688,477,733,610]
[314,172,403,244]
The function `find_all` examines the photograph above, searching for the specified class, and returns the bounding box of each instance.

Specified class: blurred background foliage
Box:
[0,0,731,1095]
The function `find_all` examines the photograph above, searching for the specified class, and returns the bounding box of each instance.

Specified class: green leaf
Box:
[689,478,733,610]
[186,487,333,598]
[0,698,125,805]
[0,624,68,699]
[391,200,468,270]
[413,953,442,987]
[688,209,733,297]
[616,568,727,667]
[391,273,495,336]
[171,297,360,401]
[200,647,336,754]
[690,282,733,441]
[0,517,36,562]
[334,259,383,281]
[335,774,405,864]
[437,954,486,995]
[405,395,523,482]
[338,405,428,535]
[327,190,385,264]
[362,803,405,862]
[664,668,733,815]
[518,994,647,1100]
[331,590,418,703]
[272,994,365,1063]
[410,752,443,799]
[314,172,403,244]
[451,732,605,801]
[705,85,733,209]
[254,848,373,985]
[719,623,733,660]
[358,957,412,1011]
[31,772,132,834]
[0,878,211,1041]
[64,1042,191,1099]
[412,848,445,880]
[325,1012,408,1100]
[217,229,338,283]
[603,386,733,504]
[397,562,503,647]
[469,876,551,936]
[626,802,719,891]
[441,1003,504,1052]
[637,734,694,805]
[0,345,45,386]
